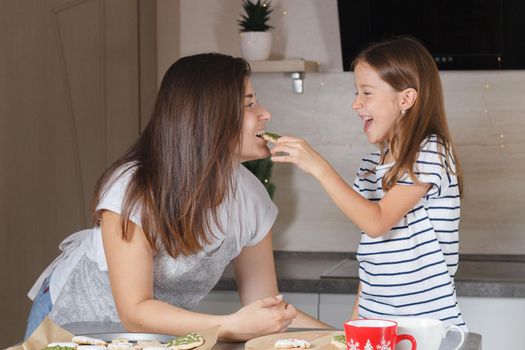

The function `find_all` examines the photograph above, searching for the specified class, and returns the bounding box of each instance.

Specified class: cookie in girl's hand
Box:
[260,132,281,144]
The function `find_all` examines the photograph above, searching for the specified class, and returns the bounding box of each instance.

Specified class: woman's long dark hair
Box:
[91,53,251,258]
[352,37,463,196]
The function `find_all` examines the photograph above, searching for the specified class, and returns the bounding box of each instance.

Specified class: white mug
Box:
[390,317,465,350]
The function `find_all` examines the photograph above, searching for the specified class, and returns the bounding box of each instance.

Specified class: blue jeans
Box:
[24,276,53,340]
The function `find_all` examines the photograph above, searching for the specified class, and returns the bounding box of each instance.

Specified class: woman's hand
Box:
[270,136,332,179]
[221,295,297,342]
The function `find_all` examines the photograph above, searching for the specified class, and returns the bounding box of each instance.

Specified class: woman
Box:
[26,53,325,341]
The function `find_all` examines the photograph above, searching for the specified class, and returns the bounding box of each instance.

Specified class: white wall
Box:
[178,0,341,72]
[255,71,525,255]
[159,0,525,255]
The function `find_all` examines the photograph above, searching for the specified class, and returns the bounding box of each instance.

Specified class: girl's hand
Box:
[221,295,297,341]
[270,136,331,179]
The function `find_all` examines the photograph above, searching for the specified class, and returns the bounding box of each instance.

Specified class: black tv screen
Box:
[338,0,525,70]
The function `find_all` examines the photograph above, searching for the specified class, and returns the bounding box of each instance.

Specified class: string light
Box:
[273,8,287,43]
[481,79,507,151]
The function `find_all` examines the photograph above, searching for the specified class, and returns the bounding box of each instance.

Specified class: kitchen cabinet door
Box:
[459,296,525,350]
[0,0,156,346]
[318,293,356,329]
[195,291,319,319]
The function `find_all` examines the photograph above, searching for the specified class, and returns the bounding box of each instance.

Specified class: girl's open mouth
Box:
[360,115,373,132]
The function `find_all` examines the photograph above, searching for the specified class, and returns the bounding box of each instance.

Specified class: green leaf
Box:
[243,157,276,199]
[238,0,273,32]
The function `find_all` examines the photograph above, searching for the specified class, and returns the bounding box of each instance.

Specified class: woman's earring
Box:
[401,110,406,115]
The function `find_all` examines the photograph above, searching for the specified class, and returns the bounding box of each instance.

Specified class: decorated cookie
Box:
[330,335,346,349]
[107,342,133,350]
[166,332,204,350]
[135,340,162,350]
[274,339,311,349]
[77,346,107,350]
[44,342,78,350]
[72,336,107,346]
[260,132,281,143]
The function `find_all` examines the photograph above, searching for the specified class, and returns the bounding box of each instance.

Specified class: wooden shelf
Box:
[249,59,319,73]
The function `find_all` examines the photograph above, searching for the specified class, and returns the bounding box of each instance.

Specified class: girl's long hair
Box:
[352,37,463,196]
[91,53,251,258]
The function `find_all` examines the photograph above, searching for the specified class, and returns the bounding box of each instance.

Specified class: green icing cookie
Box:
[166,332,204,348]
[332,335,346,344]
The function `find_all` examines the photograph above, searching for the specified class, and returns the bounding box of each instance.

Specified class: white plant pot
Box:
[240,31,272,61]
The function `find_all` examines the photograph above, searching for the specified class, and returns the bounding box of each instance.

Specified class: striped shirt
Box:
[353,135,466,330]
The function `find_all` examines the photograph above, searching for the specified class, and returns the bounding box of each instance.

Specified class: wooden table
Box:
[62,322,482,350]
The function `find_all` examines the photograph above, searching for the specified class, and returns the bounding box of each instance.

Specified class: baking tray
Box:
[79,332,175,343]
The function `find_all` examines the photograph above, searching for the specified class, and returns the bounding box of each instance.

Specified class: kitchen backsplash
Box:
[167,0,525,254]
[252,71,525,255]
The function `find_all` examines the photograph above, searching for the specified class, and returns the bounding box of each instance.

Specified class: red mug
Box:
[344,319,417,350]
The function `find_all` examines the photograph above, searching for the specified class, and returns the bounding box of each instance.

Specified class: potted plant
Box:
[243,157,276,199]
[238,0,273,61]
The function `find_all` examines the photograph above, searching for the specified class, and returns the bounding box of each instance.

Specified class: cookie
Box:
[274,339,311,349]
[107,342,133,350]
[260,132,281,143]
[166,332,204,350]
[135,340,162,350]
[262,132,281,143]
[45,342,78,350]
[72,336,107,346]
[77,346,107,350]
[331,335,346,349]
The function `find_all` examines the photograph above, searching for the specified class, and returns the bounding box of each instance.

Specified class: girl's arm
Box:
[271,137,429,238]
[101,210,293,341]
[233,231,330,329]
[350,283,361,320]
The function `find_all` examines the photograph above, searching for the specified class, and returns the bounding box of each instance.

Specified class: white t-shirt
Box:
[353,135,466,330]
[29,163,278,311]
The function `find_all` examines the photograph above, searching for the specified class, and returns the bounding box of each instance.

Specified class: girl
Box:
[25,53,325,341]
[271,37,467,330]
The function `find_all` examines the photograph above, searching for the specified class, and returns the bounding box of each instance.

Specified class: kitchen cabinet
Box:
[196,291,355,328]
[0,1,156,346]
[194,291,242,315]
[318,294,356,329]
[201,291,525,349]
[195,291,319,319]
[458,296,525,350]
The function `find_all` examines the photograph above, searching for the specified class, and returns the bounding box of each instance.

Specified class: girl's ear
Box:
[399,88,418,111]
